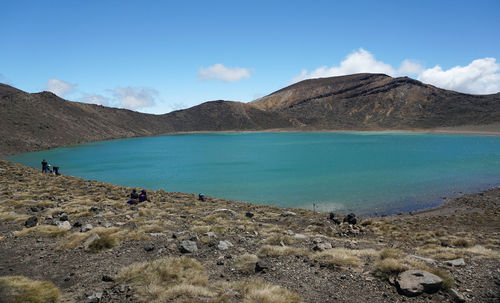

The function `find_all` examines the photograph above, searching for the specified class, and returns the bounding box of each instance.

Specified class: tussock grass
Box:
[258,245,308,257]
[373,258,409,278]
[116,257,211,302]
[59,227,124,251]
[379,248,404,260]
[265,234,296,246]
[14,225,68,238]
[0,276,61,303]
[243,283,301,303]
[0,211,30,222]
[235,254,259,273]
[451,237,474,248]
[430,269,455,290]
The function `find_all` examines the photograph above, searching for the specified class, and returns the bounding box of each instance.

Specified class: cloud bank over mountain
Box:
[292,49,500,94]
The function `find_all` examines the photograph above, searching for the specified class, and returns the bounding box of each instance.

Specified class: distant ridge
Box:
[1,73,499,156]
[251,73,500,129]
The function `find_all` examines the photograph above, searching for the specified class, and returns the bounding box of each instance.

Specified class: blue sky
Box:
[1,0,499,114]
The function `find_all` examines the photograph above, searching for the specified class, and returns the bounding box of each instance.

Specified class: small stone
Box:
[217,240,234,250]
[408,255,436,264]
[81,224,94,232]
[57,221,72,230]
[144,244,155,252]
[73,221,82,228]
[103,222,112,228]
[179,240,198,253]
[245,211,254,218]
[85,292,103,303]
[449,289,465,302]
[204,232,217,238]
[102,275,114,282]
[24,216,38,228]
[255,260,269,273]
[294,233,308,240]
[340,274,347,280]
[84,233,101,250]
[445,258,466,267]
[216,260,224,265]
[313,242,332,251]
[214,209,237,216]
[30,207,39,212]
[59,213,68,221]
[281,211,296,217]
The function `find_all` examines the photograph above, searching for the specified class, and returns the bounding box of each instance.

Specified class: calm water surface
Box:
[7,132,500,215]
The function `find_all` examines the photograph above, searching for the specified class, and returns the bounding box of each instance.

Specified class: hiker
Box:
[127,189,139,205]
[198,193,206,202]
[43,164,53,173]
[53,166,60,176]
[138,189,150,203]
[41,159,48,172]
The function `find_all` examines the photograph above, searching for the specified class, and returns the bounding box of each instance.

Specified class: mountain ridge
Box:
[1,73,499,156]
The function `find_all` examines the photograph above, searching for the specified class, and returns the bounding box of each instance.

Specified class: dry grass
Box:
[373,258,409,278]
[0,211,30,222]
[311,248,378,267]
[0,276,61,303]
[451,237,475,248]
[430,269,455,290]
[14,225,68,238]
[58,227,123,251]
[243,283,301,303]
[235,254,259,273]
[379,248,404,260]
[258,245,308,257]
[264,234,296,246]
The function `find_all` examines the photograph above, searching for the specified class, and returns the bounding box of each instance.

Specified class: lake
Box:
[6,132,500,215]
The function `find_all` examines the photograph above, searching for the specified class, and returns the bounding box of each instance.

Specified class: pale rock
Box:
[218,240,234,250]
[57,221,72,230]
[445,258,466,267]
[81,224,93,232]
[396,270,443,297]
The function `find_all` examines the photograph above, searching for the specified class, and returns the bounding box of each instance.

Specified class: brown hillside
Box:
[0,86,293,156]
[251,73,500,129]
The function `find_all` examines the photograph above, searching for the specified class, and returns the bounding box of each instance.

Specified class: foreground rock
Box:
[396,270,443,297]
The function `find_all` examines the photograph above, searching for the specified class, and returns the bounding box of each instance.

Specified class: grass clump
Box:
[373,258,409,278]
[0,276,61,303]
[59,227,124,251]
[235,254,259,273]
[265,234,296,246]
[116,257,211,302]
[430,269,455,290]
[14,225,68,238]
[451,238,474,248]
[379,248,404,260]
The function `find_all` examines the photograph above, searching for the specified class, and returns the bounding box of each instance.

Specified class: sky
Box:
[1,0,499,114]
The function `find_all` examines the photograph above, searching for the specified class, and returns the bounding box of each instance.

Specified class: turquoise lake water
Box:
[6,132,500,215]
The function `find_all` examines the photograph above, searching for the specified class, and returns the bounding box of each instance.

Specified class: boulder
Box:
[180,240,198,253]
[445,258,465,267]
[245,211,254,218]
[396,270,443,297]
[144,244,155,252]
[408,255,436,264]
[24,216,38,228]
[217,240,234,250]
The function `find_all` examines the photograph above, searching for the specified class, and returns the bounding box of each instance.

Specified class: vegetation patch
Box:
[0,276,61,303]
[14,225,68,238]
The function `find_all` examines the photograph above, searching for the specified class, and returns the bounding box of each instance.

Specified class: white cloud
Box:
[198,63,252,82]
[418,58,500,94]
[292,48,396,83]
[80,93,110,106]
[291,49,500,94]
[46,78,77,97]
[111,86,158,109]
[398,59,425,75]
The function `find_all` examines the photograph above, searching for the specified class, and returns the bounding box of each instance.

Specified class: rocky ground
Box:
[0,159,499,302]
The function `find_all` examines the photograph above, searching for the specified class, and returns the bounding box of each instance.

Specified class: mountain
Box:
[0,85,293,156]
[1,73,499,156]
[251,73,500,129]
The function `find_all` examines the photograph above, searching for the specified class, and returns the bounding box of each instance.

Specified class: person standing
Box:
[41,159,48,172]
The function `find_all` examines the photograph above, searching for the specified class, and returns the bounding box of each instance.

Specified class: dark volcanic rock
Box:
[24,216,38,228]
